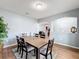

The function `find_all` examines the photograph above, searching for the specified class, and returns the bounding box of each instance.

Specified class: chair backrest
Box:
[20,37,25,44]
[16,36,20,44]
[20,37,28,49]
[22,33,27,37]
[35,34,39,37]
[39,31,45,36]
[40,34,45,38]
[46,39,54,55]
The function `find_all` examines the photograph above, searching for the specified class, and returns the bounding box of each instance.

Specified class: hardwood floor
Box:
[3,44,79,59]
[53,44,79,59]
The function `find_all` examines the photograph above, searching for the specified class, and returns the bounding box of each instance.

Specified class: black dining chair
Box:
[35,33,39,37]
[40,34,45,38]
[20,37,35,59]
[40,39,54,59]
[16,36,22,54]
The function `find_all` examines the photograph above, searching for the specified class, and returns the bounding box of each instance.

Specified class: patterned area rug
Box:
[12,48,57,59]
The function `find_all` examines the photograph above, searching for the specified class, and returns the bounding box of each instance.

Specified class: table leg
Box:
[36,48,40,59]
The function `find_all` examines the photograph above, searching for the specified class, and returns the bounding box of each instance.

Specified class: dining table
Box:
[23,36,49,59]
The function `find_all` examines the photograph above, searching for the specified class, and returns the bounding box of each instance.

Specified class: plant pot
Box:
[0,43,3,59]
[0,43,3,51]
[0,38,4,59]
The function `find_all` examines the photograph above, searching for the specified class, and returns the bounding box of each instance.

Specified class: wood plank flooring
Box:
[3,44,79,59]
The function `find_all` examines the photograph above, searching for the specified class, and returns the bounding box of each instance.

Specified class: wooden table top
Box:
[23,36,49,48]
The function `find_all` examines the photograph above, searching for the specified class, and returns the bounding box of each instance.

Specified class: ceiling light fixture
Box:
[32,1,47,10]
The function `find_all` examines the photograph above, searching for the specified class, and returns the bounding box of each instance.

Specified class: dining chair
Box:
[22,33,27,37]
[40,39,54,59]
[16,36,22,54]
[20,37,35,59]
[40,34,45,38]
[35,34,39,37]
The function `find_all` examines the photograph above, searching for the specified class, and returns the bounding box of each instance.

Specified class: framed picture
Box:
[71,26,77,33]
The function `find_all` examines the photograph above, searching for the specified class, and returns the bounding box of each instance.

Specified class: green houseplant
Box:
[0,17,8,47]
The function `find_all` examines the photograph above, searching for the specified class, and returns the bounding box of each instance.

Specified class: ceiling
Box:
[0,0,79,19]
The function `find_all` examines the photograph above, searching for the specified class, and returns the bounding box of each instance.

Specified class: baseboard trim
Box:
[3,44,17,48]
[4,42,79,49]
[55,42,79,49]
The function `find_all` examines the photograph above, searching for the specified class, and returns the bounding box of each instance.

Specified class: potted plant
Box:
[0,17,8,51]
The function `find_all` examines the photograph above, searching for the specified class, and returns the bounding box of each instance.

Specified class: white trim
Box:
[3,44,17,48]
[4,42,79,49]
[55,42,79,49]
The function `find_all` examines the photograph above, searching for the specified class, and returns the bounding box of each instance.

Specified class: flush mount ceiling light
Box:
[32,1,47,10]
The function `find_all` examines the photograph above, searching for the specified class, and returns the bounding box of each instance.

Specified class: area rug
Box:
[12,48,57,59]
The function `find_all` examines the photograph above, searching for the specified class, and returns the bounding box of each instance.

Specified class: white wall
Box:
[39,17,79,48]
[38,8,79,48]
[52,17,78,47]
[0,8,79,48]
[39,22,53,39]
[0,9,39,47]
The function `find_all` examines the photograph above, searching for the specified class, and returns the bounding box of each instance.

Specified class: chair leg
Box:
[21,48,23,58]
[46,56,47,59]
[34,49,36,56]
[17,45,19,52]
[50,52,52,59]
[19,47,21,54]
[26,52,27,59]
